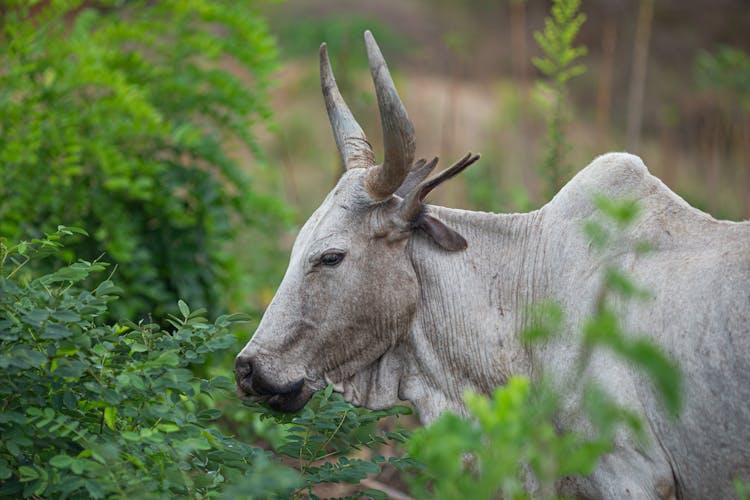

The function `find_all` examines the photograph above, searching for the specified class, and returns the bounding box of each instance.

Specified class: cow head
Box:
[235,31,478,412]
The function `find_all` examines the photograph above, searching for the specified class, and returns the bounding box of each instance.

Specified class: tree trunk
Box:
[596,15,617,149]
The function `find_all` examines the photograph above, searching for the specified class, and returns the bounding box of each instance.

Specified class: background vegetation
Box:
[1,0,747,498]
[0,0,288,320]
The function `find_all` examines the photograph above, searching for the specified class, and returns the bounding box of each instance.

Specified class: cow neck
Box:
[400,204,548,423]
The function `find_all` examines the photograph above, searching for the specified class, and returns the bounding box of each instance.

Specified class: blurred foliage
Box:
[273,16,406,65]
[533,0,587,200]
[245,387,415,499]
[695,46,750,109]
[0,229,299,498]
[405,195,682,498]
[737,479,750,500]
[272,16,409,171]
[408,378,613,499]
[0,0,289,321]
[581,195,682,417]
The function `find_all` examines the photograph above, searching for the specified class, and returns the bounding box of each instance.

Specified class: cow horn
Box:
[320,43,376,170]
[399,153,481,222]
[364,30,416,201]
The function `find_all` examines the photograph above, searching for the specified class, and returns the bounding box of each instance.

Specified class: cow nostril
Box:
[234,355,305,399]
[234,355,254,382]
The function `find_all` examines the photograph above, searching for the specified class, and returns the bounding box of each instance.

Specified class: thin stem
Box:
[6,254,30,279]
[306,409,350,471]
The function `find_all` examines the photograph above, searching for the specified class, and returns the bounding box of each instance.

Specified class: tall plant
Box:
[532,0,587,199]
[0,0,288,320]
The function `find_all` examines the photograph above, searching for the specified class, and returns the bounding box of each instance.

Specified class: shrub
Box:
[0,0,288,320]
[245,387,415,499]
[0,229,298,498]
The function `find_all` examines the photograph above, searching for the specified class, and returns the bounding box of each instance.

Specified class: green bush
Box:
[245,387,415,499]
[0,229,298,498]
[0,0,288,320]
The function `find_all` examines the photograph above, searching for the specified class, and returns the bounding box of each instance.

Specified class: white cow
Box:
[236,31,750,498]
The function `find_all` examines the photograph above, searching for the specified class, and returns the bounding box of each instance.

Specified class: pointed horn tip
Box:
[364,30,382,58]
[319,43,333,86]
[463,152,480,163]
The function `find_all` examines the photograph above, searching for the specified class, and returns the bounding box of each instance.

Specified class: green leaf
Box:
[103,406,117,431]
[156,423,180,433]
[605,267,651,301]
[154,350,180,367]
[583,220,609,249]
[0,460,11,480]
[22,309,49,325]
[178,299,190,318]
[57,225,89,236]
[50,454,74,469]
[18,465,39,482]
[620,339,682,417]
[593,195,641,226]
[129,343,148,353]
[361,488,388,500]
[121,431,140,442]
[51,310,81,322]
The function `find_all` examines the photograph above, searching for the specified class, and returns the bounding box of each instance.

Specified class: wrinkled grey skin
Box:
[236,37,750,500]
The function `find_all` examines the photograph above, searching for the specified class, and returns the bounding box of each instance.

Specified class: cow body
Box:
[236,32,750,499]
[329,153,750,498]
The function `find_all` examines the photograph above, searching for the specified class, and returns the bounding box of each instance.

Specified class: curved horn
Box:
[364,30,416,201]
[320,43,375,169]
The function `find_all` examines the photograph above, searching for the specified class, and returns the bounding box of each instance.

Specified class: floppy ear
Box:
[417,214,468,251]
[397,152,480,252]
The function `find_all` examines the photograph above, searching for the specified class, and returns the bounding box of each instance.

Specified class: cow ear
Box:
[416,214,467,251]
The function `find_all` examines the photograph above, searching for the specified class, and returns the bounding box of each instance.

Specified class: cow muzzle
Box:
[234,354,313,413]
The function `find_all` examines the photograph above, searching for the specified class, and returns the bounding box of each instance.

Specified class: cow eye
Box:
[320,251,345,267]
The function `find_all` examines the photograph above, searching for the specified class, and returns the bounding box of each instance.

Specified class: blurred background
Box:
[2,0,748,320]
[1,1,748,496]
[262,0,750,222]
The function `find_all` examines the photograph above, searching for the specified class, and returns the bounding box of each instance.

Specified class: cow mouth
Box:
[266,386,314,412]
[236,376,316,413]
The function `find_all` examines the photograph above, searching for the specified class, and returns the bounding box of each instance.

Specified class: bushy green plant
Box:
[246,387,415,499]
[404,197,681,498]
[0,0,288,320]
[0,229,298,498]
[408,376,619,499]
[533,0,587,199]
